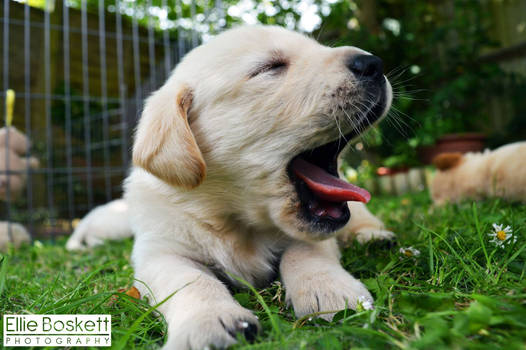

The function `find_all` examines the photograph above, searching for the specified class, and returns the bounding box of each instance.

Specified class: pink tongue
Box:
[291,158,371,203]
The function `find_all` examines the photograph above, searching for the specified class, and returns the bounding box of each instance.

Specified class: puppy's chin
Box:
[290,201,351,241]
[269,194,346,242]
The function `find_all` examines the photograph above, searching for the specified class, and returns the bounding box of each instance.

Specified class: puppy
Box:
[125,25,393,349]
[431,142,526,205]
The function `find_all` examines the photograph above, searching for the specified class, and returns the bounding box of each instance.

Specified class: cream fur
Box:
[121,25,393,349]
[65,199,132,250]
[431,142,526,205]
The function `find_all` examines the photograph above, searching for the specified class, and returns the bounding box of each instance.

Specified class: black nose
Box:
[347,54,383,81]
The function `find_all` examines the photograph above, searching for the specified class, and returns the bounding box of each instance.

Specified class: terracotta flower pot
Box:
[418,133,486,164]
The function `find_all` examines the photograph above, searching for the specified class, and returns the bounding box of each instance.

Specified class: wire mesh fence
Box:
[1,0,223,241]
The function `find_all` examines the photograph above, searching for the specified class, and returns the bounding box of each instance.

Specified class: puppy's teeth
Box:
[315,208,328,216]
[240,321,249,328]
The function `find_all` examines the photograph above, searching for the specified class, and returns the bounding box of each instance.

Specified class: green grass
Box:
[1,192,525,349]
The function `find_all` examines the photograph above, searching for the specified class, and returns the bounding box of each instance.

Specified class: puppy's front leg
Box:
[280,238,373,320]
[133,245,259,350]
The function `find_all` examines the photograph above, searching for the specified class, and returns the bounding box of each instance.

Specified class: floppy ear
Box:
[132,84,206,188]
[432,152,463,171]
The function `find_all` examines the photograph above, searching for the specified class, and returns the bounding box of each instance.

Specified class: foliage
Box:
[55,0,340,42]
[1,193,525,349]
[313,0,526,167]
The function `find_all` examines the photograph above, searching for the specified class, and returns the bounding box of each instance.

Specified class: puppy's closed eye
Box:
[249,54,288,78]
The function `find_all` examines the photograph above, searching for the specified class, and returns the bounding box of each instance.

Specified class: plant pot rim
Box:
[438,132,486,142]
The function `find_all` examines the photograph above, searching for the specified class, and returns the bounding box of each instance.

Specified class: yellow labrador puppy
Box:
[125,25,393,349]
[431,142,526,205]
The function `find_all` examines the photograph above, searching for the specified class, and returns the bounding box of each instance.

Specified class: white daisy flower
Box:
[399,246,420,258]
[357,295,374,311]
[488,223,516,248]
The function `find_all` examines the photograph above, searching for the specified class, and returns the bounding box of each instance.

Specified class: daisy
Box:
[399,246,420,258]
[357,295,374,311]
[488,223,516,248]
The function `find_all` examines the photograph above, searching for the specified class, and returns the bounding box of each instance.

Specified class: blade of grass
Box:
[473,203,490,268]
[112,280,195,350]
[28,273,62,310]
[416,223,477,278]
[293,309,350,329]
[49,261,117,308]
[41,292,115,314]
[495,242,526,283]
[428,235,434,280]
[0,255,8,298]
[227,272,284,342]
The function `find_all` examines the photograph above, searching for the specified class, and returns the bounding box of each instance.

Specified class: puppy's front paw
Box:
[286,268,373,321]
[355,228,395,244]
[163,303,259,350]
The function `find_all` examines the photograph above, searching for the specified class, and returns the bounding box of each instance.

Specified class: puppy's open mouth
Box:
[286,135,370,234]
[286,85,388,234]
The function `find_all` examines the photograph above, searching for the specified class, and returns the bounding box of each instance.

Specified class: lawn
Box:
[1,192,525,349]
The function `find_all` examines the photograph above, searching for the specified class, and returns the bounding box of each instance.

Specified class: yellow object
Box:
[5,89,14,127]
[496,230,507,241]
[344,167,358,183]
[18,0,55,12]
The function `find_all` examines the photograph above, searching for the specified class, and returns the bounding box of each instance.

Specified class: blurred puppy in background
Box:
[431,142,526,205]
